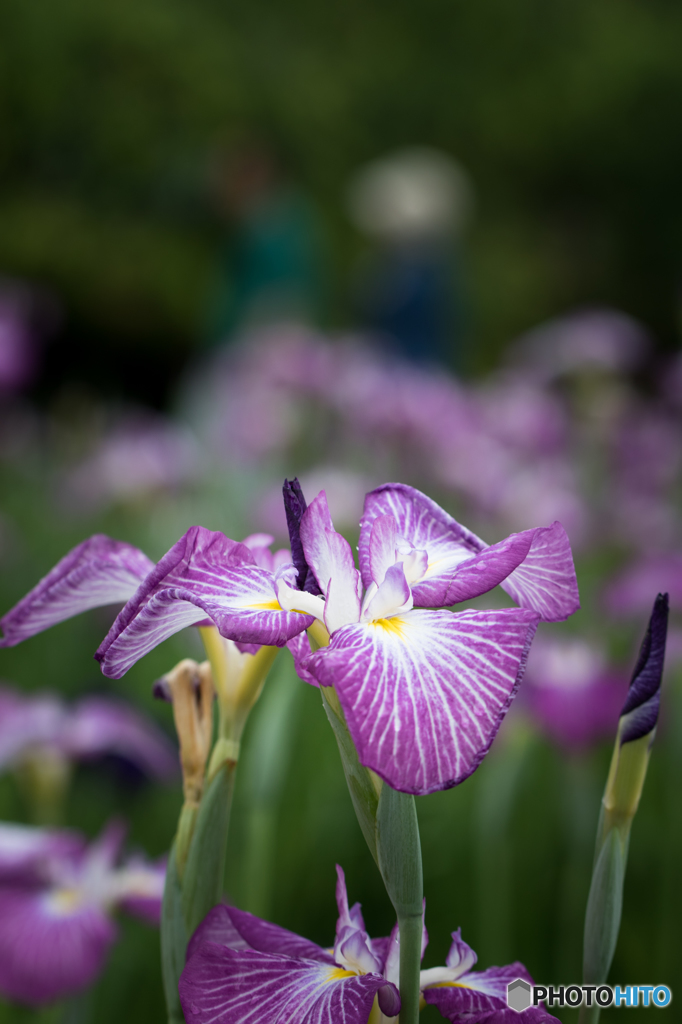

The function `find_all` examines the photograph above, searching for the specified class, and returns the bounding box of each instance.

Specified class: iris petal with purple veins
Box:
[180,867,557,1024]
[0,535,154,648]
[307,607,538,794]
[181,868,398,1024]
[275,486,562,794]
[96,528,312,677]
[359,483,579,621]
[423,962,556,1023]
[181,945,389,1024]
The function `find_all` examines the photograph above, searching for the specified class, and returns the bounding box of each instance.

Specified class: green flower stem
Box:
[376,784,423,1024]
[162,762,237,1024]
[580,722,659,1024]
[181,759,237,937]
[161,840,187,1024]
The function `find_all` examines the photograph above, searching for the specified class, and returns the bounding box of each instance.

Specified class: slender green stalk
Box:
[161,841,187,1024]
[397,909,423,1024]
[181,760,237,937]
[376,785,423,1024]
[579,594,668,1024]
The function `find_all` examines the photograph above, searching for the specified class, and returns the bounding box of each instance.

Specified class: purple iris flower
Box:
[0,483,578,796]
[280,483,579,793]
[521,637,627,751]
[0,684,178,781]
[93,481,576,794]
[179,865,558,1024]
[0,819,164,1006]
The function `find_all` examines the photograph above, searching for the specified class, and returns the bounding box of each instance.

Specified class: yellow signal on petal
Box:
[325,966,358,982]
[248,600,310,615]
[371,616,407,638]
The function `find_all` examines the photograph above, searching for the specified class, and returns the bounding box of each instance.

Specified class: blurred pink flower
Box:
[61,412,203,512]
[522,636,626,750]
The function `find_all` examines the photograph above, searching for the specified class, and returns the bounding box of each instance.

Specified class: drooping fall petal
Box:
[423,962,560,1023]
[0,888,117,1006]
[0,535,154,648]
[180,945,394,1024]
[96,528,312,677]
[307,607,539,795]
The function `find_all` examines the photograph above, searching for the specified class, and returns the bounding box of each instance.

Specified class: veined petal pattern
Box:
[307,608,539,795]
[179,945,390,1024]
[0,535,154,648]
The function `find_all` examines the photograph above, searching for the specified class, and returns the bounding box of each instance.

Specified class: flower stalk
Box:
[580,594,668,1024]
[159,632,281,1024]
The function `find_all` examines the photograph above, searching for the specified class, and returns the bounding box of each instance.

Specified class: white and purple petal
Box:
[323,532,362,634]
[423,962,560,1024]
[368,514,399,587]
[361,564,412,622]
[0,823,84,883]
[359,484,579,621]
[445,928,478,976]
[333,867,381,976]
[97,529,312,677]
[307,608,539,795]
[203,904,335,964]
[298,491,336,595]
[179,944,396,1024]
[499,522,580,623]
[359,484,485,593]
[287,631,319,687]
[0,885,116,1006]
[0,535,154,648]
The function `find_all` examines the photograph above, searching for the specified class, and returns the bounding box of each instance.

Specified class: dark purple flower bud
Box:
[619,592,668,744]
[378,982,401,1016]
[282,478,322,596]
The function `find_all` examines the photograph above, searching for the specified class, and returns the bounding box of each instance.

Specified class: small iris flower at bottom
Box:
[179,866,558,1024]
[0,819,165,1006]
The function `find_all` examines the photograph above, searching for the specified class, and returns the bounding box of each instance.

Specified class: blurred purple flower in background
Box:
[0,820,164,1006]
[509,307,650,382]
[60,411,203,514]
[521,636,627,750]
[0,684,178,782]
[180,864,557,1024]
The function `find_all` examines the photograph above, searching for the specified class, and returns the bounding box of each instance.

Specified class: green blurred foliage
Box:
[1,0,682,374]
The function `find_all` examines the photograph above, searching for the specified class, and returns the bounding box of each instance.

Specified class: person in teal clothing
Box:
[204,137,326,345]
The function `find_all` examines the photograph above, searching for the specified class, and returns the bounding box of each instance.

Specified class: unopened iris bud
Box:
[582,593,668,1007]
[601,592,668,841]
[282,477,322,595]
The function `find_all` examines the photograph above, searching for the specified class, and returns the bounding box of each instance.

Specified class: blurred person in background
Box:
[347,146,473,371]
[203,133,327,346]
[0,277,60,395]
